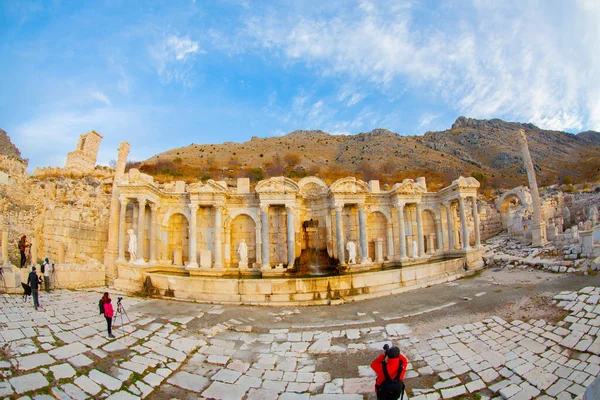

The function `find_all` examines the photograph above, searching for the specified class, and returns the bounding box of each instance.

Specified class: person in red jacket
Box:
[371,344,408,399]
[102,292,115,338]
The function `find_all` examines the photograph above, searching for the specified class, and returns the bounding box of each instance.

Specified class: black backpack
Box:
[378,360,405,400]
[99,299,105,315]
[41,263,45,274]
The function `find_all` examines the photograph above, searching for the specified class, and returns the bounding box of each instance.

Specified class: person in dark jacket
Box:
[102,292,115,338]
[19,235,29,267]
[371,345,408,399]
[27,266,41,310]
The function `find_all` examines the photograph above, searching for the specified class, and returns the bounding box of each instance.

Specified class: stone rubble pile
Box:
[482,233,598,275]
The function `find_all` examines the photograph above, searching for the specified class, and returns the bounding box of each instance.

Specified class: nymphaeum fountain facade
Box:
[108,168,482,279]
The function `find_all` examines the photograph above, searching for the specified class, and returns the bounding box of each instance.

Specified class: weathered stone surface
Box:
[9,372,49,394]
[167,371,210,392]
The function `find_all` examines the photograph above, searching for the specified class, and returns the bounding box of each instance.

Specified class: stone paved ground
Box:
[2,279,600,399]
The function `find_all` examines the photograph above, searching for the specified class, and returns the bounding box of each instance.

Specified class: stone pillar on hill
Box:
[517,129,547,247]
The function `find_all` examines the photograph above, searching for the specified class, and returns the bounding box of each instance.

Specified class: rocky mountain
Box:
[0,128,23,160]
[140,117,600,190]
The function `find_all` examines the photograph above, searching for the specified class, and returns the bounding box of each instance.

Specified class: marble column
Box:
[335,203,345,264]
[255,224,262,265]
[518,129,547,246]
[116,197,128,262]
[261,205,270,269]
[459,196,471,250]
[444,202,455,250]
[286,205,295,267]
[472,197,481,248]
[187,202,199,268]
[224,222,231,267]
[436,216,444,253]
[396,202,407,259]
[358,204,368,263]
[104,142,130,279]
[213,205,223,268]
[386,222,394,260]
[136,198,147,263]
[149,203,158,264]
[416,202,424,257]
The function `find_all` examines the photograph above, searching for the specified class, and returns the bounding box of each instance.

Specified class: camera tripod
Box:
[114,297,131,334]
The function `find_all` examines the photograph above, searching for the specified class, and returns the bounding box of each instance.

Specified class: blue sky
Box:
[1,0,598,171]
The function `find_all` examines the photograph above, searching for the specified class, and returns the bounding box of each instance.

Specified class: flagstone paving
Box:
[1,282,600,399]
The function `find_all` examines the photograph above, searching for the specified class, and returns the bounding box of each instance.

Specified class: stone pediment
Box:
[119,168,155,186]
[452,176,481,189]
[188,179,228,194]
[329,177,371,194]
[298,177,328,199]
[391,179,426,195]
[255,176,299,194]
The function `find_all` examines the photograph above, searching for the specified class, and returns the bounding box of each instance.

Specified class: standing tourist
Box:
[42,258,51,292]
[102,292,115,338]
[27,266,41,310]
[18,235,29,267]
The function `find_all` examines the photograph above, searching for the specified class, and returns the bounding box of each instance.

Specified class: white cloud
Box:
[417,113,440,130]
[90,91,111,106]
[242,1,599,131]
[150,34,203,87]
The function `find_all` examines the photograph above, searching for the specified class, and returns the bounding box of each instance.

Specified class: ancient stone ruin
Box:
[1,129,599,304]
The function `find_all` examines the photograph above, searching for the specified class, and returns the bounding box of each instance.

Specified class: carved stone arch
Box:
[368,206,392,222]
[329,177,370,194]
[189,179,228,194]
[298,177,328,200]
[421,206,440,220]
[227,209,259,226]
[161,207,190,227]
[496,186,531,211]
[255,176,300,194]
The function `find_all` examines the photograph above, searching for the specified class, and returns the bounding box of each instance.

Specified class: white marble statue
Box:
[412,240,419,258]
[127,229,137,262]
[238,239,248,264]
[346,241,357,264]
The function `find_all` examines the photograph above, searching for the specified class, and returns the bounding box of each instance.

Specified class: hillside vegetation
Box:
[131,117,600,191]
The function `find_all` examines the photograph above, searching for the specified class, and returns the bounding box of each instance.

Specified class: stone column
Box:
[213,205,223,268]
[224,222,231,267]
[2,231,8,265]
[459,196,471,250]
[136,197,147,263]
[261,205,270,269]
[187,202,199,268]
[427,234,435,254]
[386,222,394,260]
[518,129,547,246]
[396,202,407,260]
[255,224,262,266]
[436,216,444,253]
[149,203,158,264]
[416,202,424,257]
[472,197,481,248]
[104,142,130,274]
[358,204,368,263]
[335,203,345,264]
[116,197,128,262]
[444,202,455,250]
[286,205,295,267]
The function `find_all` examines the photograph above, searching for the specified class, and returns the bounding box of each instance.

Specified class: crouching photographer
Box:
[370,343,408,400]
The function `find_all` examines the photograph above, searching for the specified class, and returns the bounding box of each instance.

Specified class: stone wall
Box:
[478,202,503,241]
